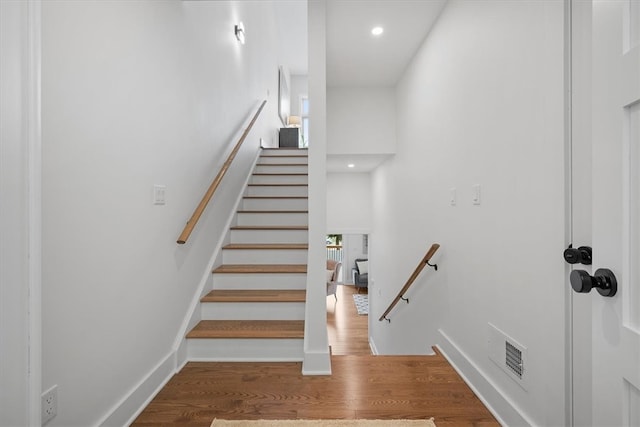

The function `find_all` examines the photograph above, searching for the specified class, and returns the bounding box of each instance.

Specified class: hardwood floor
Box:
[327,285,371,355]
[132,285,499,427]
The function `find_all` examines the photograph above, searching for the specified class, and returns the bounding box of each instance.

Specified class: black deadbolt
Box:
[570,268,617,297]
[564,245,592,265]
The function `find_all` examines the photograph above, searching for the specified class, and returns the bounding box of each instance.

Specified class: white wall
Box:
[290,74,308,117]
[341,234,368,284]
[41,1,282,425]
[0,1,39,424]
[327,87,396,155]
[326,172,371,233]
[369,1,566,425]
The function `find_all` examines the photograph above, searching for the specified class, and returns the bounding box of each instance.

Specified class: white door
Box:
[589,0,640,425]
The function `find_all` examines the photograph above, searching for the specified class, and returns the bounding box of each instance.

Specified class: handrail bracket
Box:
[378,243,440,322]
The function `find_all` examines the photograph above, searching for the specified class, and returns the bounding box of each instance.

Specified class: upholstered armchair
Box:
[353,258,368,292]
[326,260,342,300]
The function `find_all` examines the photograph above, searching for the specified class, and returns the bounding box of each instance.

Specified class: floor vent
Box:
[488,323,528,390]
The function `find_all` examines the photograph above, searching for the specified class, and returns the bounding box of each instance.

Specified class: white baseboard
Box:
[437,329,533,427]
[99,351,176,427]
[369,337,379,355]
[302,350,332,375]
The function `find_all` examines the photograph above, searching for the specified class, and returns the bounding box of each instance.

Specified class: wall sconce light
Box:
[287,115,301,127]
[235,22,245,44]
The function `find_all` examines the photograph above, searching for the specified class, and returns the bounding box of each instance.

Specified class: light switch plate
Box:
[450,188,457,206]
[472,184,481,205]
[153,185,166,205]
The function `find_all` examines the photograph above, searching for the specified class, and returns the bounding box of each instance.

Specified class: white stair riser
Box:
[254,165,308,173]
[222,249,308,264]
[236,212,308,226]
[250,174,308,185]
[230,228,308,244]
[242,197,308,211]
[201,302,305,320]
[188,338,303,361]
[212,273,307,289]
[258,156,309,165]
[246,185,308,197]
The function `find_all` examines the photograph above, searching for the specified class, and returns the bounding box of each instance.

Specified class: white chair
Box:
[326,260,342,300]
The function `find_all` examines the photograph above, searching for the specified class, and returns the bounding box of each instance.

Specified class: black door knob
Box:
[570,268,617,297]
[564,245,592,265]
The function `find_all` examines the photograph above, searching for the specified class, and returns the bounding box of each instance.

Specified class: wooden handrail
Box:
[378,243,440,322]
[177,100,267,244]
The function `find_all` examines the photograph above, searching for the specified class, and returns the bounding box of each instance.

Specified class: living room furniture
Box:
[279,127,298,148]
[326,260,342,300]
[353,258,368,292]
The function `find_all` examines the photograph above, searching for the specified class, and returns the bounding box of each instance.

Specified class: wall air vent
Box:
[488,323,528,390]
[505,341,523,379]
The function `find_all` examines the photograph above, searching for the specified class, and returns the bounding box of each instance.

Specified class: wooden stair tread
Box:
[247,183,308,187]
[202,289,306,303]
[187,320,305,339]
[237,210,308,214]
[261,147,308,150]
[213,264,307,274]
[243,196,308,199]
[223,243,308,250]
[252,173,308,176]
[230,225,308,230]
[256,163,308,166]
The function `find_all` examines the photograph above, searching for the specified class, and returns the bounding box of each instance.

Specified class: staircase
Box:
[186,148,309,361]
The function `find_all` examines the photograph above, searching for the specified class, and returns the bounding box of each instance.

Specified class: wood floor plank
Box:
[133,287,499,427]
[202,289,306,303]
[132,355,499,426]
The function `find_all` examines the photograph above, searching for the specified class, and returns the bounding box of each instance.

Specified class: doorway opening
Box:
[326,233,370,355]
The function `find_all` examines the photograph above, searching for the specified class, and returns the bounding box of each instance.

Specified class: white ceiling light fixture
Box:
[235,22,245,44]
[348,163,355,168]
[371,26,384,36]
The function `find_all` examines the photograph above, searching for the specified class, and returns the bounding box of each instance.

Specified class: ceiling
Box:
[326,0,447,87]
[276,0,447,172]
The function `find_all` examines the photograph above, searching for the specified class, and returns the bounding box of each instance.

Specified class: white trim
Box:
[563,2,574,425]
[301,350,332,375]
[437,329,533,427]
[99,351,176,427]
[369,337,379,355]
[26,1,42,424]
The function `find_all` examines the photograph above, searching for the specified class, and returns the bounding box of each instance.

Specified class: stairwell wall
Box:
[41,1,283,425]
[369,0,566,425]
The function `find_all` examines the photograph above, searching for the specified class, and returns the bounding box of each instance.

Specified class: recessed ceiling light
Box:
[371,26,384,36]
[348,163,355,168]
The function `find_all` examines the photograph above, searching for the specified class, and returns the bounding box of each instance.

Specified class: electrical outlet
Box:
[42,385,58,424]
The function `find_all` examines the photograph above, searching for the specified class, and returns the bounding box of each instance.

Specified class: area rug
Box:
[352,294,368,315]
[211,419,435,427]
